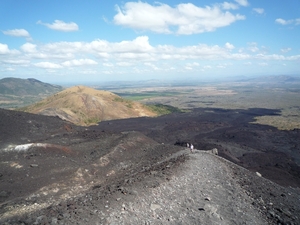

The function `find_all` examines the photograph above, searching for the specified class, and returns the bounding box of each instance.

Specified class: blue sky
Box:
[0,0,299,84]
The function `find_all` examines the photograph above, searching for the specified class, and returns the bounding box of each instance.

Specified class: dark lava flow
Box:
[91,107,300,188]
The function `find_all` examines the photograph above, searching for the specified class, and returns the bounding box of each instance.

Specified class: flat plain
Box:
[109,78,300,130]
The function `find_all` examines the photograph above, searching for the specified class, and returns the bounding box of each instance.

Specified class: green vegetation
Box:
[147,104,184,116]
[113,96,126,102]
[113,96,133,108]
[0,77,62,96]
[0,78,63,109]
[83,117,101,125]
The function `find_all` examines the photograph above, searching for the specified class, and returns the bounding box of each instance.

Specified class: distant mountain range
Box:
[19,85,157,126]
[0,77,63,109]
[0,77,62,95]
[236,75,300,83]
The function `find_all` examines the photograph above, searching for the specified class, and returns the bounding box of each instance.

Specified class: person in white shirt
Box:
[190,144,194,153]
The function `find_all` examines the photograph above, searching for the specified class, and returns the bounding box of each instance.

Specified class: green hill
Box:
[0,77,63,109]
[0,77,62,95]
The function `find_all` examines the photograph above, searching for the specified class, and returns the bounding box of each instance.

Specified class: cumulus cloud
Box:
[221,2,239,10]
[247,42,259,53]
[37,20,79,32]
[34,62,62,69]
[25,37,299,63]
[225,42,235,50]
[255,54,286,61]
[109,36,153,53]
[234,0,249,7]
[113,2,246,35]
[281,48,292,53]
[253,8,264,15]
[61,59,98,67]
[0,43,11,54]
[258,62,268,66]
[275,18,293,25]
[3,29,30,37]
[275,18,300,26]
[116,62,132,66]
[3,59,30,65]
[0,43,20,55]
[103,62,114,67]
[186,62,200,67]
[21,43,37,53]
[39,36,153,58]
[144,62,159,70]
[1,36,299,76]
[33,59,97,69]
[5,67,15,71]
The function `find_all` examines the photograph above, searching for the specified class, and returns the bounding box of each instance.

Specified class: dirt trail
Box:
[1,148,300,224]
[98,150,267,225]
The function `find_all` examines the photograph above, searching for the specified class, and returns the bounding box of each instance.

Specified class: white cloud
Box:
[253,8,264,15]
[275,18,298,25]
[221,2,239,10]
[21,43,37,53]
[0,43,11,54]
[37,20,79,32]
[6,67,15,71]
[275,18,292,25]
[82,70,97,74]
[184,62,200,70]
[1,36,300,77]
[113,2,246,35]
[103,62,114,67]
[247,42,259,53]
[3,29,30,37]
[39,36,153,59]
[286,55,300,60]
[258,62,268,66]
[281,48,292,53]
[234,0,249,7]
[186,62,200,67]
[21,37,298,63]
[4,59,30,65]
[110,36,153,53]
[0,44,20,56]
[34,62,62,69]
[144,62,159,70]
[255,54,285,61]
[225,42,235,50]
[61,59,98,67]
[116,62,132,66]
